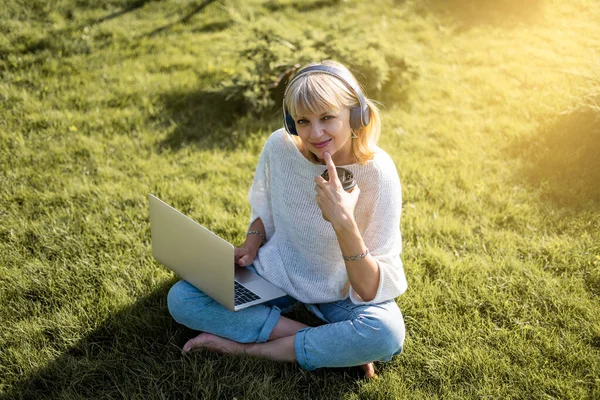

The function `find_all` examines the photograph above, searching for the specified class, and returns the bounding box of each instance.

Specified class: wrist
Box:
[246,230,266,244]
[243,232,264,254]
[331,213,358,234]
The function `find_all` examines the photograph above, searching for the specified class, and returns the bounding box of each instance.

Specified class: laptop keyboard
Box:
[234,281,261,306]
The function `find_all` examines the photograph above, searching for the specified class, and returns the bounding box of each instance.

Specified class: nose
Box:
[309,121,323,139]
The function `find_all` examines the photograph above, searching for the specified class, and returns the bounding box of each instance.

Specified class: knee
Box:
[167,280,188,321]
[358,314,405,360]
[167,280,208,325]
[377,316,405,357]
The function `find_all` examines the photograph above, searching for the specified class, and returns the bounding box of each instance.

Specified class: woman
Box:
[167,61,408,378]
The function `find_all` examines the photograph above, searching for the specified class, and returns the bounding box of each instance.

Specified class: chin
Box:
[314,151,331,163]
[308,150,327,164]
[315,147,335,158]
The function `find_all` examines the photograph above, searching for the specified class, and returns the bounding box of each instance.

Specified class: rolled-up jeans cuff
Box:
[256,306,281,343]
[294,328,316,371]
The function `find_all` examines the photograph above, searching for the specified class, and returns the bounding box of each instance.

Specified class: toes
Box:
[182,339,195,353]
[361,363,377,379]
[182,333,209,353]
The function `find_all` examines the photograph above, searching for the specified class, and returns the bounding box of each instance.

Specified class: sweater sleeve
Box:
[247,133,275,240]
[349,155,407,304]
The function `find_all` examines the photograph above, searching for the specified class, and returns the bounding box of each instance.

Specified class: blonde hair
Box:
[284,60,382,165]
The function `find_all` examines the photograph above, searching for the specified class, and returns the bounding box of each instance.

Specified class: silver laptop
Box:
[149,194,286,311]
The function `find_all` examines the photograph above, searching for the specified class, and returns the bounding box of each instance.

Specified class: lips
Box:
[312,139,331,149]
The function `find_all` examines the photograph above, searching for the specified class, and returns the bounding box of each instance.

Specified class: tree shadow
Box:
[3,279,367,399]
[508,103,600,209]
[20,0,154,58]
[90,0,155,25]
[156,85,282,152]
[263,0,344,13]
[16,0,217,59]
[420,0,544,30]
[146,0,217,37]
[190,20,232,34]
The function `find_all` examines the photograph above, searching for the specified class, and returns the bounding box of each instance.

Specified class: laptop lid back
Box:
[149,194,234,310]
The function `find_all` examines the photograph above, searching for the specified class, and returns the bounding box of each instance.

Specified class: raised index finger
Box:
[323,152,340,185]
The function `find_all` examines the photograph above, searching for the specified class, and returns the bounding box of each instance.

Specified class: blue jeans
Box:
[167,268,405,371]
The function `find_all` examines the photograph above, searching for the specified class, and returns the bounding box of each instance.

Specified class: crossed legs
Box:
[168,280,401,378]
[182,315,304,362]
[181,316,376,378]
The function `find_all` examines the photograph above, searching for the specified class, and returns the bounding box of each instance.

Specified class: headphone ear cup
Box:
[349,106,363,130]
[285,112,298,135]
[361,104,371,127]
[349,105,371,129]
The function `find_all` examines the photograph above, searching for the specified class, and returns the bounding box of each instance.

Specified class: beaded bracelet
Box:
[342,248,369,262]
[246,230,266,245]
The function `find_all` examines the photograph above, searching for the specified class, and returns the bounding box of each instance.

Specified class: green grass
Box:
[1,0,600,398]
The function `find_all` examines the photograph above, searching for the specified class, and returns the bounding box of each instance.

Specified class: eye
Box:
[296,118,308,125]
[322,115,335,121]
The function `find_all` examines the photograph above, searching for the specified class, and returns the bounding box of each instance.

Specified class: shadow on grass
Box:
[4,279,367,399]
[190,19,232,34]
[15,0,217,60]
[263,0,344,13]
[90,0,155,25]
[4,280,177,399]
[156,86,282,152]
[509,104,600,209]
[146,0,217,37]
[20,0,154,58]
[422,0,544,30]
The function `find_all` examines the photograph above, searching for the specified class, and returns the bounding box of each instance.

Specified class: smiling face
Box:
[284,61,381,166]
[293,106,354,165]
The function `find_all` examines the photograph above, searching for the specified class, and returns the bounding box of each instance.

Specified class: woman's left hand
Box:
[314,152,360,228]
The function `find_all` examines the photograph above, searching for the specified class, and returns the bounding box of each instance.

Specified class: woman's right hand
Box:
[234,243,259,267]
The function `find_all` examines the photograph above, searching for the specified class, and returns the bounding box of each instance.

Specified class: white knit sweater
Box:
[249,129,407,305]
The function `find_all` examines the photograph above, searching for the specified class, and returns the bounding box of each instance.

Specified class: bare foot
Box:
[361,362,377,379]
[183,334,377,379]
[182,333,245,355]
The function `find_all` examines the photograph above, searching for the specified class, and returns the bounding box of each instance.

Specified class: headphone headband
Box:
[282,64,371,135]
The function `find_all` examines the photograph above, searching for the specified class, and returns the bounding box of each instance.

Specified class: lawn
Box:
[1,0,599,398]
